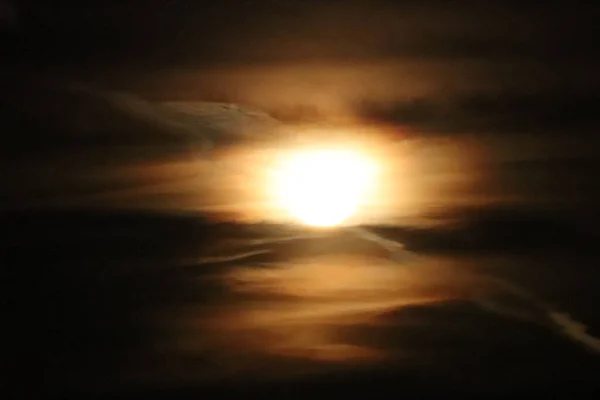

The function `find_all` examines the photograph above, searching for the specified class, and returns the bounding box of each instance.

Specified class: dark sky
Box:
[2,1,597,66]
[3,2,600,396]
[3,1,597,129]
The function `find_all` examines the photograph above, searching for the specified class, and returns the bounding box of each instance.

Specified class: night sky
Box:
[2,1,600,397]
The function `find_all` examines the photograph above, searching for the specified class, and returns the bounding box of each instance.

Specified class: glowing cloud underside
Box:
[272,149,377,227]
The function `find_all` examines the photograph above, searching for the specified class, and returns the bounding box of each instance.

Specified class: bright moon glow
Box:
[272,148,378,227]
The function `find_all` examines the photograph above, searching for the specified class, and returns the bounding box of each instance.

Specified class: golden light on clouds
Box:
[269,148,379,227]
[157,255,478,383]
[31,124,484,227]
[122,124,482,227]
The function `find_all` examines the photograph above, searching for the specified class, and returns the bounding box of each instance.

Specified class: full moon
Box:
[271,148,378,227]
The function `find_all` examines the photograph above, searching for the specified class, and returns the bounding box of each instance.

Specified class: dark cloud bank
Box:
[2,207,600,397]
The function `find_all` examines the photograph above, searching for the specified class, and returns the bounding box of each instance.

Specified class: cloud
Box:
[354,90,600,135]
[0,78,285,211]
[474,277,600,355]
[365,204,599,259]
[550,312,600,353]
[1,80,280,154]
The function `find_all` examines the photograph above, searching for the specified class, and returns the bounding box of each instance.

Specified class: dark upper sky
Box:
[3,1,598,130]
[2,1,598,67]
